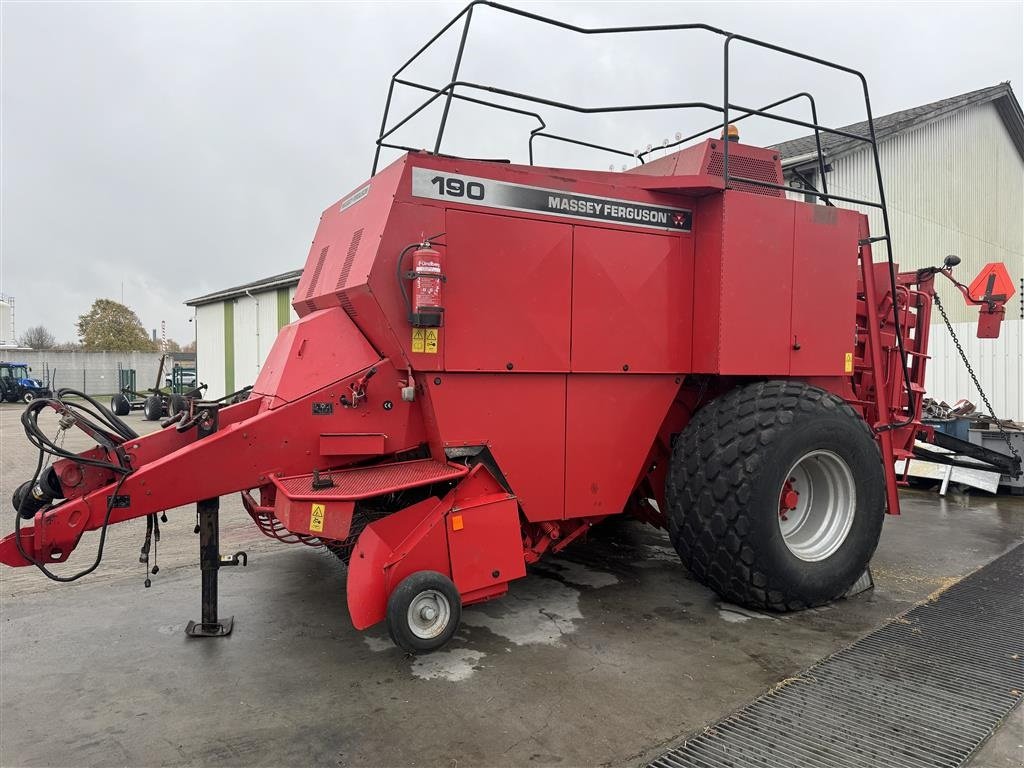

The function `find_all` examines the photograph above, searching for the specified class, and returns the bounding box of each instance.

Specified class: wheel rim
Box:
[406,589,451,639]
[778,450,856,562]
[22,392,34,403]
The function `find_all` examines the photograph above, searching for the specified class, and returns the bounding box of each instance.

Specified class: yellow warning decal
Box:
[844,352,854,374]
[309,502,325,533]
[424,328,439,354]
[411,328,425,353]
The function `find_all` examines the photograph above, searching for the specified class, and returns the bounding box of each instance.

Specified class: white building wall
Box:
[0,299,13,346]
[233,294,261,391]
[791,103,1023,419]
[257,292,279,365]
[196,302,225,399]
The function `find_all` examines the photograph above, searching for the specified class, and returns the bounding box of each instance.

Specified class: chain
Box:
[932,292,1020,467]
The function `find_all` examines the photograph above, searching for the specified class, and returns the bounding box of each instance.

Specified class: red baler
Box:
[3,3,1018,652]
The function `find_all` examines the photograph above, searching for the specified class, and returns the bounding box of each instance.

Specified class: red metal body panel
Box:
[447,495,525,595]
[253,309,380,407]
[692,191,858,377]
[422,373,566,522]
[319,433,386,456]
[273,496,355,541]
[444,210,573,372]
[367,201,447,370]
[563,375,681,519]
[571,227,693,372]
[627,139,784,199]
[695,192,795,374]
[790,205,860,376]
[292,159,405,316]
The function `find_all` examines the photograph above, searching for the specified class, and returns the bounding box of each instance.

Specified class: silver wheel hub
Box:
[778,450,856,562]
[407,589,450,639]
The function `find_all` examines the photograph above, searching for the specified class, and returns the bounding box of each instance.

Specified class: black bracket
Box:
[311,469,334,490]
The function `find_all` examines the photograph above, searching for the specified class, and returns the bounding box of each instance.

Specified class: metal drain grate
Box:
[650,543,1024,768]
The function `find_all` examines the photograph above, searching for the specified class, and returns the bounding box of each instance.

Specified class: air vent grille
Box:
[306,245,330,297]
[336,228,364,292]
[706,151,783,197]
[336,228,364,318]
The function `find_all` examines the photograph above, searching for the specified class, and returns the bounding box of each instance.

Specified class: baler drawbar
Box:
[3,3,1018,652]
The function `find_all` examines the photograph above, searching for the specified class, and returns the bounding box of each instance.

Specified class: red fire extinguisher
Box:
[407,245,445,327]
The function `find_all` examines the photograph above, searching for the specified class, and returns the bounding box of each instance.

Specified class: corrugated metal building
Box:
[775,83,1023,420]
[186,271,301,399]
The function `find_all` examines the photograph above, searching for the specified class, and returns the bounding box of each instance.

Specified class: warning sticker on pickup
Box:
[411,167,692,232]
[309,503,325,533]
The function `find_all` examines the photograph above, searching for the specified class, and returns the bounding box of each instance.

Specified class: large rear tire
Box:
[666,380,885,611]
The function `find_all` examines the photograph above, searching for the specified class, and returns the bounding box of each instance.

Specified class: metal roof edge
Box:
[775,83,1024,166]
[185,269,303,307]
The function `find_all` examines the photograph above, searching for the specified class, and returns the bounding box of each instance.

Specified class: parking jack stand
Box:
[185,497,247,637]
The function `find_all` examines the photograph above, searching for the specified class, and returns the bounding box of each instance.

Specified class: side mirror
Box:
[943,254,961,268]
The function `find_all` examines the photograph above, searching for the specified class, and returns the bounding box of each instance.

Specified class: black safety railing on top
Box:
[371,1,913,423]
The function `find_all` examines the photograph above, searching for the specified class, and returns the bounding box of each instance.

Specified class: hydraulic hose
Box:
[12,389,136,581]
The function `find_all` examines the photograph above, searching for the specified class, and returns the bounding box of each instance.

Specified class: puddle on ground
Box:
[410,648,485,681]
[717,603,775,623]
[637,543,681,565]
[359,558,621,680]
[536,558,620,589]
[462,558,620,646]
[363,635,393,653]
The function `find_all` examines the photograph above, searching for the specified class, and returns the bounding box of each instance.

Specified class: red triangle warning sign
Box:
[967,262,1015,302]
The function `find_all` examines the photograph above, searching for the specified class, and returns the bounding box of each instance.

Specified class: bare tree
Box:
[19,325,56,349]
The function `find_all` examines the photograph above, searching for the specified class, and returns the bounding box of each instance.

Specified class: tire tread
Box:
[666,380,881,611]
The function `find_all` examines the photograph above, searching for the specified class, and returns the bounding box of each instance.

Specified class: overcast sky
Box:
[2,1,1021,345]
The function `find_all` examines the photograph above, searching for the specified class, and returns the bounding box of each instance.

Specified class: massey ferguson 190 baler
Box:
[3,3,1019,652]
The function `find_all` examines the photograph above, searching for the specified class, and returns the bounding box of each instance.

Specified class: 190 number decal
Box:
[430,175,485,200]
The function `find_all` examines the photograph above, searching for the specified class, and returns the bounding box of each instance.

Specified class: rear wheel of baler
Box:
[665,380,885,611]
[386,571,462,653]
